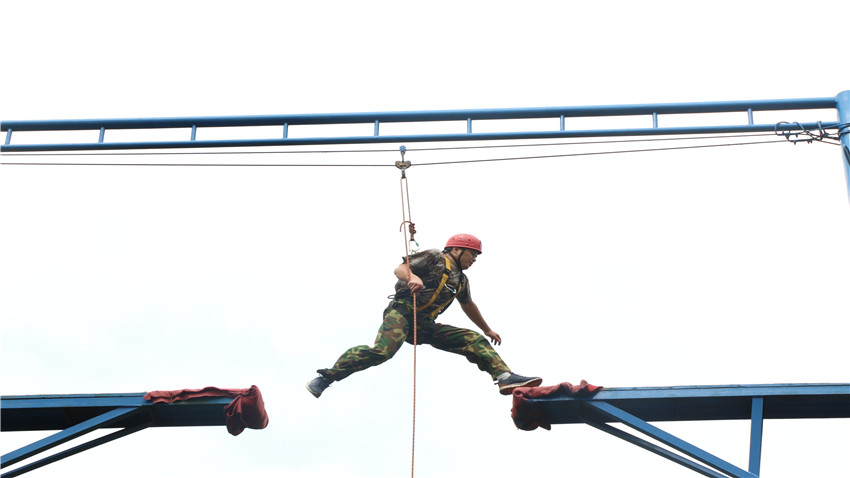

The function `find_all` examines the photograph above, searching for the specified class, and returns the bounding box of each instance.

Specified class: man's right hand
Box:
[408,274,425,294]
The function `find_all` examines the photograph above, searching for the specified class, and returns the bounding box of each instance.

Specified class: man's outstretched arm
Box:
[460,301,502,345]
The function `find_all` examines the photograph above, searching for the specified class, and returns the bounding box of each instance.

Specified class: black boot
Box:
[496,373,542,395]
[306,376,333,398]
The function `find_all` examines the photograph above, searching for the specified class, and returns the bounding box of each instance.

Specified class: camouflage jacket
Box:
[393,249,471,318]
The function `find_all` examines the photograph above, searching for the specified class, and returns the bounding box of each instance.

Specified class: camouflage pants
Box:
[318,302,511,382]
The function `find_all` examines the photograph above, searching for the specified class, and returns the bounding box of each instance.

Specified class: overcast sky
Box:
[1,1,848,477]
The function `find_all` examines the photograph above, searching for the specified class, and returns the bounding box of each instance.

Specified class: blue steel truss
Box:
[0,393,234,477]
[521,383,850,478]
[3,91,848,201]
[1,95,845,152]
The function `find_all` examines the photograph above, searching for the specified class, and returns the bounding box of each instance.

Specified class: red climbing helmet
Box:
[445,234,482,254]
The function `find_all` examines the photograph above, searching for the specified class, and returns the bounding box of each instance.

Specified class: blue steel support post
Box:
[749,397,764,476]
[836,90,850,204]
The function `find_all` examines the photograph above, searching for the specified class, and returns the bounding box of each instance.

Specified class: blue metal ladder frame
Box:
[3,91,848,202]
[521,383,850,478]
[0,393,234,477]
[1,95,844,152]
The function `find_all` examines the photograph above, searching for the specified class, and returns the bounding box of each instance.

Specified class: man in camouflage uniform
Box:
[307,234,542,398]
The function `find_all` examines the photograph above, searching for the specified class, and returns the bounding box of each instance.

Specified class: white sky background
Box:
[1,1,849,477]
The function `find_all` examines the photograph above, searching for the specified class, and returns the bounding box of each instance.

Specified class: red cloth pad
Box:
[144,385,269,436]
[511,380,602,431]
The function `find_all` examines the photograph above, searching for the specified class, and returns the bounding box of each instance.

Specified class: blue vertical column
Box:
[837,90,850,204]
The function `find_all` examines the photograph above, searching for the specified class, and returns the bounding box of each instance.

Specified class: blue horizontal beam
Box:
[0,393,148,411]
[575,382,849,400]
[1,393,234,432]
[0,97,837,132]
[0,122,841,153]
[525,383,850,424]
[0,95,841,152]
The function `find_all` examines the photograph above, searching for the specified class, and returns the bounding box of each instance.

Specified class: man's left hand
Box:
[485,330,502,346]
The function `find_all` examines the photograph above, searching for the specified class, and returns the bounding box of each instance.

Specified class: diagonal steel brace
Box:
[1,407,144,470]
[1,422,150,478]
[581,419,731,478]
[581,400,757,478]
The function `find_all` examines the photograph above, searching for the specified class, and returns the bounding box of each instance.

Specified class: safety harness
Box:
[415,255,464,320]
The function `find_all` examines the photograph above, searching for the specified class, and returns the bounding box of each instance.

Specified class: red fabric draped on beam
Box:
[511,381,602,431]
[144,385,269,436]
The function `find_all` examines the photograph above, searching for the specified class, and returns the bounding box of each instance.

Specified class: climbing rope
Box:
[396,146,418,478]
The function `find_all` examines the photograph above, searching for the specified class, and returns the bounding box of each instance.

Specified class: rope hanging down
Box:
[396,145,418,478]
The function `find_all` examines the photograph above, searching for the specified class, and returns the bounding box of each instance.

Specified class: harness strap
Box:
[424,286,462,319]
[416,255,452,312]
[416,255,463,319]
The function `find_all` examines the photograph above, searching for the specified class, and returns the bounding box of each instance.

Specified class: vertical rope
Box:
[398,163,417,478]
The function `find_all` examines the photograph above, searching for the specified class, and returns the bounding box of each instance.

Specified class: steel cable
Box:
[3,137,833,168]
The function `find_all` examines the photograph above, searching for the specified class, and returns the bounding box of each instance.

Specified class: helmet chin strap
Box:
[451,248,467,270]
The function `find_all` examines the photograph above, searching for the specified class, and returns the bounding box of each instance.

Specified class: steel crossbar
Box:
[520,383,850,477]
[0,96,842,153]
[3,91,848,202]
[0,393,235,477]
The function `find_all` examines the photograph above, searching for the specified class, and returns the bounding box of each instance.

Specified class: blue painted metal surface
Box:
[1,407,141,469]
[748,397,764,475]
[836,91,850,203]
[0,96,841,152]
[1,393,233,431]
[3,93,847,202]
[521,383,849,477]
[1,393,235,477]
[581,419,729,478]
[3,123,842,152]
[583,401,757,478]
[2,423,150,478]
[528,383,850,423]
